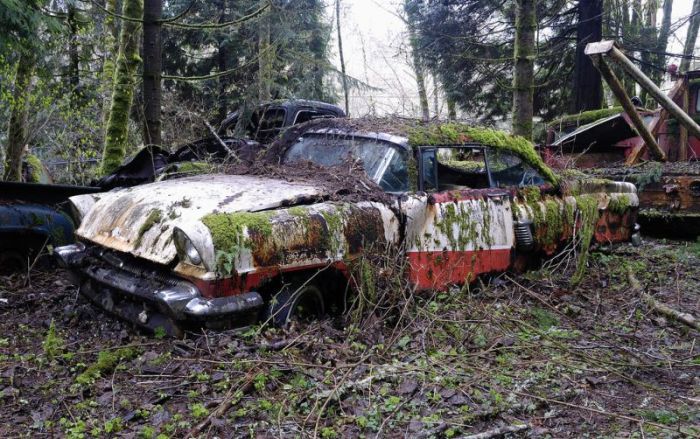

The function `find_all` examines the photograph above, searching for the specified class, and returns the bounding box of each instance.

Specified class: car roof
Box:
[300,128,410,151]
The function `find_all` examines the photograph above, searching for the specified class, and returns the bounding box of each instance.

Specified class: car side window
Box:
[293,109,337,125]
[251,108,287,142]
[486,149,546,188]
[419,147,490,192]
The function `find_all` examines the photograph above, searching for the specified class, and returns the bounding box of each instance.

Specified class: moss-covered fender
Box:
[178,201,401,287]
[512,179,639,255]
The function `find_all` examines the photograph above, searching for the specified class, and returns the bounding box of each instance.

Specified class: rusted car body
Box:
[56,122,638,336]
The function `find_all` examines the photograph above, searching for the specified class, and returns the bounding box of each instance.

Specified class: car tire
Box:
[267,283,325,327]
[0,248,27,275]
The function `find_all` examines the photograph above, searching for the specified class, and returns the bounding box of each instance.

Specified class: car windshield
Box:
[284,134,409,192]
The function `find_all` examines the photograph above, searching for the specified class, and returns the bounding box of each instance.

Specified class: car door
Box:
[403,146,515,290]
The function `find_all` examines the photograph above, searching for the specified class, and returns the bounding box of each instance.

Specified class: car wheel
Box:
[267,283,325,327]
[0,249,27,275]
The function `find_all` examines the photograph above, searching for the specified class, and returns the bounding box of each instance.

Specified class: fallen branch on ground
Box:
[643,293,700,331]
[315,364,406,400]
[628,268,699,331]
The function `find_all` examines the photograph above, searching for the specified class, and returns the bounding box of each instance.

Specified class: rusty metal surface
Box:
[177,201,401,284]
[636,176,700,213]
[513,189,639,255]
[589,164,700,214]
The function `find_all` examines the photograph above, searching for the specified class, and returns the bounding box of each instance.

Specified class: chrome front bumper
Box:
[55,243,263,336]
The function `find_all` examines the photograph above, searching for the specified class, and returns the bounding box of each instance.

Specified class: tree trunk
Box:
[647,0,673,103]
[143,0,162,146]
[101,0,119,138]
[572,0,603,112]
[639,0,658,104]
[433,76,439,118]
[621,1,637,97]
[680,0,700,73]
[68,4,80,108]
[447,98,457,120]
[258,10,272,102]
[309,0,324,101]
[336,0,349,115]
[405,10,429,121]
[217,0,229,122]
[4,52,35,182]
[512,0,536,139]
[101,0,143,175]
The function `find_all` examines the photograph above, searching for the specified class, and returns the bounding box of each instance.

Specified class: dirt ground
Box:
[0,238,698,438]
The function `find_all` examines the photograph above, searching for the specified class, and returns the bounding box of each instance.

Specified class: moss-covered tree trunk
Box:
[101,0,118,134]
[101,0,143,175]
[67,4,81,108]
[681,0,700,73]
[143,0,162,146]
[512,0,536,140]
[4,51,35,182]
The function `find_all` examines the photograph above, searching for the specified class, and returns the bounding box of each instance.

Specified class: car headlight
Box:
[174,229,202,266]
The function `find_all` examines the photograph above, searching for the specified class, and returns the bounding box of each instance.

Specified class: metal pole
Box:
[590,54,666,162]
[608,46,700,141]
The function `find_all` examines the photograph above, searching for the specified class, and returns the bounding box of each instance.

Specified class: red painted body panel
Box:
[406,248,512,290]
[187,261,350,298]
[429,188,510,204]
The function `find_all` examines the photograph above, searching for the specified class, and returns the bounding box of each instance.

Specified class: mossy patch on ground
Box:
[75,347,138,387]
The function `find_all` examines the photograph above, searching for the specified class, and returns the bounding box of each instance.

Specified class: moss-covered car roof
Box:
[269,118,560,185]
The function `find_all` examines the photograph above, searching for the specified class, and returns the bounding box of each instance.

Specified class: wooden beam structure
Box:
[588,51,666,163]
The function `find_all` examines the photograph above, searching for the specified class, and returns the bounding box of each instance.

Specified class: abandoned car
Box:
[0,101,344,275]
[55,120,639,336]
[97,99,345,189]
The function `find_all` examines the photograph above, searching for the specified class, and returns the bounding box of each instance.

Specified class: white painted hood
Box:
[73,174,323,264]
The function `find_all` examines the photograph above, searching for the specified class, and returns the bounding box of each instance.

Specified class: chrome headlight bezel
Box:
[174,228,203,266]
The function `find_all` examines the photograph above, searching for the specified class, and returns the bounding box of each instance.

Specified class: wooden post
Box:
[589,53,666,162]
[680,82,689,161]
[606,45,700,142]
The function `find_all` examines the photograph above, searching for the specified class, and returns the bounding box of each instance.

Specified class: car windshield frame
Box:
[282,132,411,193]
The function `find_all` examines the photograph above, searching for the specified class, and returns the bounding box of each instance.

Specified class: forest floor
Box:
[0,238,698,438]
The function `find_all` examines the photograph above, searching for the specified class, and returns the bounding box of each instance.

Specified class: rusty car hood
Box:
[73,174,324,264]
